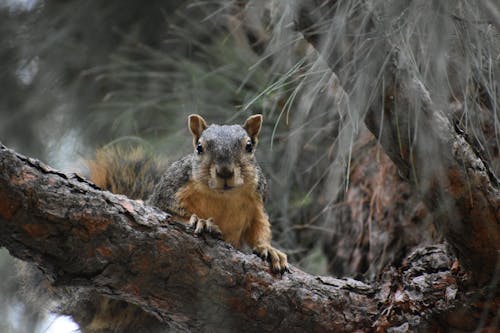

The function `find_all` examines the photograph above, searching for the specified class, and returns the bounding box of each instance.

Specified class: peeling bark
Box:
[0,144,497,331]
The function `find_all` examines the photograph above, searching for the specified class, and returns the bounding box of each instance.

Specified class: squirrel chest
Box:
[176,180,263,247]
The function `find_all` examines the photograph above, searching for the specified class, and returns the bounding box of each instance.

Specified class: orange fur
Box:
[176,180,269,248]
[88,146,163,199]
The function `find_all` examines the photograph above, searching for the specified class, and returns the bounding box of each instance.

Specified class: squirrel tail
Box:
[87,145,164,200]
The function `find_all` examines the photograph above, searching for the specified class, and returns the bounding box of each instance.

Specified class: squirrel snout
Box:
[216,166,234,180]
[207,163,244,189]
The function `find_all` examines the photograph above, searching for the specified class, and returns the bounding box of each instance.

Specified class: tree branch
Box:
[0,143,375,331]
[1,144,494,331]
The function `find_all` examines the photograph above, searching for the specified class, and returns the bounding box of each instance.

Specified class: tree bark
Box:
[293,0,500,284]
[0,144,497,331]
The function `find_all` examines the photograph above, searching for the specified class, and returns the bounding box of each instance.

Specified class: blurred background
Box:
[1,0,498,332]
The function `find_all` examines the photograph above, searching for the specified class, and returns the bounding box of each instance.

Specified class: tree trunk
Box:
[293,0,500,285]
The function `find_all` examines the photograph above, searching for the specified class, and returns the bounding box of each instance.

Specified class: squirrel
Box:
[46,114,287,332]
[89,113,288,272]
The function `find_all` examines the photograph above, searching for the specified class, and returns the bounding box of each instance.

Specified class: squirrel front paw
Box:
[188,214,223,239]
[253,244,289,274]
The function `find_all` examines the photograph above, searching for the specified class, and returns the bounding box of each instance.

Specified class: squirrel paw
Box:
[189,214,223,239]
[253,244,289,274]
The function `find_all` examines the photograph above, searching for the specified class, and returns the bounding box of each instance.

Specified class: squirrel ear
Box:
[188,114,208,145]
[243,114,262,142]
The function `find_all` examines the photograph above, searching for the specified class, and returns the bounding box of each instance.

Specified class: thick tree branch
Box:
[1,144,495,331]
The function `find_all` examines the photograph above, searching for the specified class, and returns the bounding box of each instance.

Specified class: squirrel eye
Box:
[196,143,204,154]
[245,140,253,153]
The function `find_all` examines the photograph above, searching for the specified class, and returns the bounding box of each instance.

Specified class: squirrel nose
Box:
[216,166,234,180]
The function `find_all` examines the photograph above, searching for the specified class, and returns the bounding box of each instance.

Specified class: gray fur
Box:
[201,125,248,165]
[147,154,193,216]
[255,163,268,202]
[148,123,268,213]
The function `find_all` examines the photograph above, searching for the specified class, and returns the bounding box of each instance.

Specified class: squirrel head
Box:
[188,114,262,191]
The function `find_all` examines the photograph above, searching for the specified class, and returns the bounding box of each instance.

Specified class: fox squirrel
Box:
[89,113,288,272]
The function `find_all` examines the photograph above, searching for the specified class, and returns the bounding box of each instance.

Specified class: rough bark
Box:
[325,127,436,279]
[1,144,497,331]
[293,0,500,285]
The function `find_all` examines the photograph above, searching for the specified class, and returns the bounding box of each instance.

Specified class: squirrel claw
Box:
[189,214,222,238]
[253,247,268,261]
[253,244,288,274]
